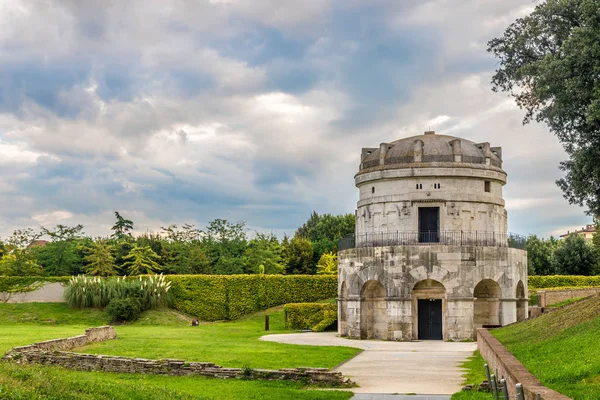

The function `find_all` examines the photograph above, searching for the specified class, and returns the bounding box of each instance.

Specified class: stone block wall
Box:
[477,329,570,400]
[537,288,600,308]
[338,245,527,341]
[3,327,352,387]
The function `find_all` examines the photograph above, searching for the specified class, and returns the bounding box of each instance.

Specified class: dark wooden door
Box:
[418,299,443,340]
[419,207,439,243]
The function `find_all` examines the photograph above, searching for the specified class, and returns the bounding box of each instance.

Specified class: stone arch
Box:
[339,281,348,336]
[516,280,526,322]
[360,280,387,339]
[412,279,446,340]
[473,279,502,328]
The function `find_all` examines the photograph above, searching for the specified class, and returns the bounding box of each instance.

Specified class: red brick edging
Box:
[477,328,571,400]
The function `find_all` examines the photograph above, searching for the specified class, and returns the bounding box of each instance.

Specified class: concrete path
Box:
[351,395,450,400]
[261,332,476,395]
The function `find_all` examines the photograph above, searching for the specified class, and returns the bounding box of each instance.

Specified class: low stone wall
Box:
[537,288,600,308]
[3,327,352,387]
[477,329,570,400]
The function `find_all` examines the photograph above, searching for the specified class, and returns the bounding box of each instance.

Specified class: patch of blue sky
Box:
[208,25,308,67]
[0,63,89,117]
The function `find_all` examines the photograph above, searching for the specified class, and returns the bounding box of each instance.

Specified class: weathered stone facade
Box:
[339,131,528,341]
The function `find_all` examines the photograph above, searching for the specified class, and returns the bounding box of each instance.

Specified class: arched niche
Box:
[360,280,387,340]
[473,279,502,328]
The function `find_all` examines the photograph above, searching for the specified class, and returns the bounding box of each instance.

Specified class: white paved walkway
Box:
[261,332,476,395]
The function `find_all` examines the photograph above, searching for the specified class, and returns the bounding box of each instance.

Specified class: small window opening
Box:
[416,184,419,190]
[419,184,422,189]
[484,181,491,192]
[434,183,437,189]
[372,187,375,194]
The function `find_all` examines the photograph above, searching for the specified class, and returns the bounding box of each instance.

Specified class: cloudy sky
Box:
[0,0,592,240]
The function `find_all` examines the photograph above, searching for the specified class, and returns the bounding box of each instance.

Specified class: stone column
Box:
[346,296,361,338]
[500,298,517,325]
[446,298,474,340]
[386,297,412,340]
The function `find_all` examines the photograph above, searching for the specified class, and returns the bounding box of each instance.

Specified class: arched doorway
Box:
[413,279,446,340]
[339,281,348,336]
[360,280,387,339]
[473,279,502,328]
[516,280,526,322]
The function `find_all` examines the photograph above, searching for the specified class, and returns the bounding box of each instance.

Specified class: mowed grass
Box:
[0,363,352,400]
[76,307,359,369]
[451,351,493,400]
[0,302,357,399]
[493,294,600,399]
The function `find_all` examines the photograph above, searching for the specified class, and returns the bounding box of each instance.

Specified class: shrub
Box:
[528,275,600,289]
[284,303,337,331]
[106,297,142,322]
[168,275,337,321]
[65,275,172,309]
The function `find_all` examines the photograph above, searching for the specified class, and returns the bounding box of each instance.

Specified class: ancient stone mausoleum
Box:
[337,131,528,341]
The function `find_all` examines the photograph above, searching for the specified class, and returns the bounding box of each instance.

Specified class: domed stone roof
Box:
[359,131,503,171]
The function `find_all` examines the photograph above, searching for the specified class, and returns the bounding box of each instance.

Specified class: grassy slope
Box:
[493,294,600,400]
[0,303,356,400]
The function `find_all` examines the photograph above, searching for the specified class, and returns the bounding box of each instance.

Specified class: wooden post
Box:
[265,315,270,331]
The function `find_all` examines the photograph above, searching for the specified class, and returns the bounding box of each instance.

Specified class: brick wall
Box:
[477,329,570,400]
[537,288,600,308]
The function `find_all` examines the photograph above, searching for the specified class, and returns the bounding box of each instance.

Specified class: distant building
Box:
[560,224,596,241]
[26,240,49,249]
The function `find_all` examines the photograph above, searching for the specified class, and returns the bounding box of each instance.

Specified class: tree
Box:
[488,0,600,216]
[316,252,337,275]
[111,212,134,239]
[295,211,355,266]
[203,219,247,274]
[526,234,559,275]
[122,245,162,275]
[592,219,600,272]
[1,229,42,276]
[36,224,85,276]
[84,240,116,276]
[243,233,285,274]
[553,234,597,275]
[284,237,314,274]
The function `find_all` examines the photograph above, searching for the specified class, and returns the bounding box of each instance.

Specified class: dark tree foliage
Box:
[111,211,134,239]
[488,0,600,216]
[553,234,597,275]
[203,219,247,274]
[295,211,355,265]
[284,237,314,275]
[526,234,560,275]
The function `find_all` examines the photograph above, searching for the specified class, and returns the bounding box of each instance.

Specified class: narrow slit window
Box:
[372,187,375,194]
[484,181,491,192]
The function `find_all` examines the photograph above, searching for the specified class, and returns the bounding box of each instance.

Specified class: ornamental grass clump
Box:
[65,274,172,311]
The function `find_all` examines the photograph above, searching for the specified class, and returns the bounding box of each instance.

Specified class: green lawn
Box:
[76,307,358,370]
[0,363,352,400]
[0,302,358,399]
[451,351,493,400]
[493,294,600,399]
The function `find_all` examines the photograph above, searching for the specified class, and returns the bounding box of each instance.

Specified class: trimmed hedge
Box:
[284,303,337,332]
[167,275,337,321]
[528,275,600,289]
